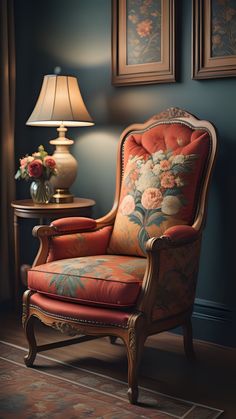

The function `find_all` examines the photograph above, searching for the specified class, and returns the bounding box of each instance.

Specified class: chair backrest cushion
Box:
[108,122,210,256]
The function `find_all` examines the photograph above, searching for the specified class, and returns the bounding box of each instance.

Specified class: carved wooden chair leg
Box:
[124,326,146,405]
[183,316,196,361]
[23,315,37,367]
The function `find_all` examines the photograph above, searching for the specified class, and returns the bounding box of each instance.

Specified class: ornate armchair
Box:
[22,108,217,404]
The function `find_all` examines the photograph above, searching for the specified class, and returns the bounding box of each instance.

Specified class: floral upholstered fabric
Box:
[28,255,146,308]
[47,226,112,262]
[108,123,210,256]
[152,237,202,320]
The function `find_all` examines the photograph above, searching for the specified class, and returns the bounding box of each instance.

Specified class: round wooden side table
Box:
[11,198,95,304]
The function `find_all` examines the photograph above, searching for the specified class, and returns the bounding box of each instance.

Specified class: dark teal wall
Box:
[14,0,236,345]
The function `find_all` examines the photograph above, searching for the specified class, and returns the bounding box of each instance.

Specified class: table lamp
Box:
[26,74,94,203]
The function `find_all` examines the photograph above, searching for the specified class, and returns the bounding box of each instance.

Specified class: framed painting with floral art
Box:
[192,0,236,79]
[112,0,175,86]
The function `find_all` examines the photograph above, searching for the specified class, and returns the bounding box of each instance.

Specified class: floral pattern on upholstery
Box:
[116,150,197,254]
[47,226,113,262]
[28,255,147,308]
[152,238,201,321]
[108,123,210,256]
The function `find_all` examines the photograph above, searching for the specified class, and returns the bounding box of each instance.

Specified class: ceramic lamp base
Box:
[49,126,78,203]
[53,188,74,203]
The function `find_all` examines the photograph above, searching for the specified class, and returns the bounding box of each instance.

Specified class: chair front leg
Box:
[22,290,37,367]
[23,314,37,367]
[123,313,147,404]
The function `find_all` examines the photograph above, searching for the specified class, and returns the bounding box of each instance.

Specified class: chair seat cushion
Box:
[28,255,146,308]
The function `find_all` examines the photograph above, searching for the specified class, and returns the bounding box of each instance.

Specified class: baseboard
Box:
[175,298,235,347]
[192,298,235,347]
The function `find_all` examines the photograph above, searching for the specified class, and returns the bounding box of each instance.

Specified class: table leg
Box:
[13,213,20,305]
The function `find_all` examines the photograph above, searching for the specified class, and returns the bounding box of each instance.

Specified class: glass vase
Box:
[30,179,54,204]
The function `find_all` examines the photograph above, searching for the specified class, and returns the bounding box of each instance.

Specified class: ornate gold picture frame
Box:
[112,0,175,86]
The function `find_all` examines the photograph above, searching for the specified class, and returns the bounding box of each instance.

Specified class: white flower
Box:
[135,173,158,192]
[152,150,166,163]
[152,163,161,176]
[161,196,182,215]
[120,195,135,216]
[140,159,153,174]
[172,154,185,165]
[126,155,141,167]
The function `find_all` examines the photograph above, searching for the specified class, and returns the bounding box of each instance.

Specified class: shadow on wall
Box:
[214,140,236,306]
[107,89,163,125]
[71,127,121,218]
[197,136,235,307]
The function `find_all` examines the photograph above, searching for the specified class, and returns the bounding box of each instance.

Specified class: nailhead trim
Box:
[29,304,129,329]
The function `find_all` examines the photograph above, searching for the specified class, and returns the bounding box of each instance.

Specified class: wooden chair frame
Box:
[22,108,217,404]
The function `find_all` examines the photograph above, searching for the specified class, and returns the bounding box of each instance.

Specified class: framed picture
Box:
[112,0,175,86]
[192,0,236,79]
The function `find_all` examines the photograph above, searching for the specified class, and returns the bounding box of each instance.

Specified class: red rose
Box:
[44,156,56,169]
[28,160,43,178]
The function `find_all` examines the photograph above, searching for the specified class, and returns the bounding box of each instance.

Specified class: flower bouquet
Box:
[15,145,57,203]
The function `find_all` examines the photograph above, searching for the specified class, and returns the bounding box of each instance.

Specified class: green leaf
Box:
[146,208,162,217]
[171,164,187,174]
[166,150,174,159]
[134,190,142,202]
[163,188,181,196]
[186,154,198,161]
[128,213,143,226]
[146,214,166,227]
[15,170,21,180]
[135,203,146,217]
[138,227,150,253]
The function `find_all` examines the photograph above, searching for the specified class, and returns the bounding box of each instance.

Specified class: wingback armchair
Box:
[22,108,217,404]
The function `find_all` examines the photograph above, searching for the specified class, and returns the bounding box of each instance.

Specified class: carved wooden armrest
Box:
[32,217,97,239]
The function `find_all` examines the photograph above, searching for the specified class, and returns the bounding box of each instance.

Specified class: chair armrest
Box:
[162,225,199,242]
[50,217,97,234]
[138,226,201,319]
[146,225,199,252]
[33,217,97,239]
[32,219,112,267]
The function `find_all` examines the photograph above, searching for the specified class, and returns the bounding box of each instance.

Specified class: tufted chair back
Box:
[108,113,212,256]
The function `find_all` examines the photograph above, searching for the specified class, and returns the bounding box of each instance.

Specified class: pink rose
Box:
[160,159,171,171]
[141,188,163,209]
[160,172,176,188]
[20,156,33,169]
[20,157,28,169]
[44,156,56,169]
[28,159,43,178]
[120,195,135,216]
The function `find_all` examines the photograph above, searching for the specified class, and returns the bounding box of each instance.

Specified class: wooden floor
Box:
[0,309,235,418]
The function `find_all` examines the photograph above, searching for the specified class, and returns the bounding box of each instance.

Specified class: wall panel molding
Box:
[192,298,235,347]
